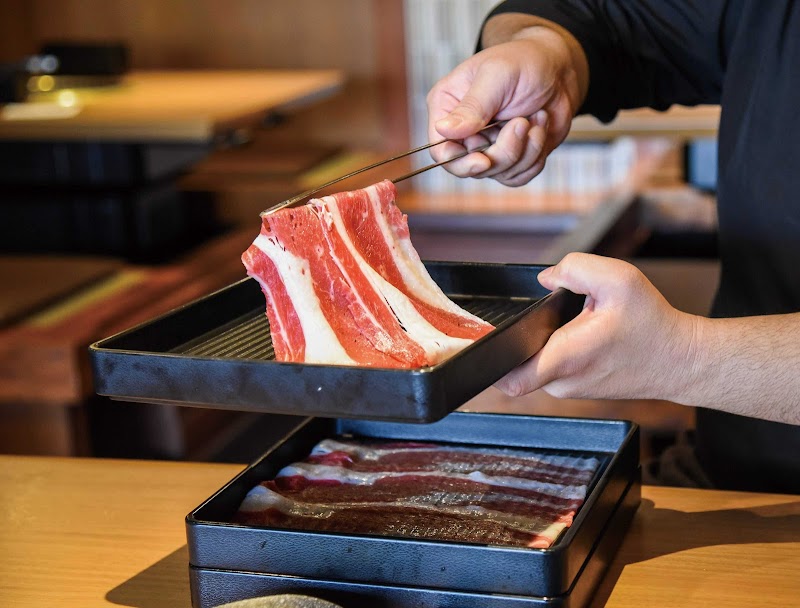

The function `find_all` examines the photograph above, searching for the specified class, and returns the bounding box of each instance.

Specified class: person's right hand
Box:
[426,27,587,187]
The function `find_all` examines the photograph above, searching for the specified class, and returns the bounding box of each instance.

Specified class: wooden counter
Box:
[0,228,259,408]
[0,69,344,142]
[1,455,798,608]
[569,105,720,141]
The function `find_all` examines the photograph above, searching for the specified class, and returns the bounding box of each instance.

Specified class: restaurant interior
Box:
[2,2,796,608]
[0,0,721,463]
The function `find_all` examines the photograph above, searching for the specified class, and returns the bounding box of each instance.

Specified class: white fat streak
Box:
[249,272,291,354]
[311,439,601,472]
[318,197,472,363]
[237,484,568,544]
[253,234,354,365]
[360,262,472,362]
[239,484,284,512]
[366,184,487,324]
[525,521,569,547]
[276,463,589,501]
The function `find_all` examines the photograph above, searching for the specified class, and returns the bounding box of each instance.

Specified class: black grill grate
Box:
[172,296,536,361]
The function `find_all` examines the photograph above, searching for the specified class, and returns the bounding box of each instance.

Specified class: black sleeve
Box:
[481,0,739,122]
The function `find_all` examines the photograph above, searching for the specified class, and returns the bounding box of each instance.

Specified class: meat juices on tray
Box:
[241,180,494,368]
[234,438,601,549]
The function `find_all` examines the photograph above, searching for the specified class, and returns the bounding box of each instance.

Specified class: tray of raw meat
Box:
[90,181,583,422]
[186,412,641,608]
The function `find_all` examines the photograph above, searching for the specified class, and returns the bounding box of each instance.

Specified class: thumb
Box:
[538,253,628,301]
[435,64,508,139]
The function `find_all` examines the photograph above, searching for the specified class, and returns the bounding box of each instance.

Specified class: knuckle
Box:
[530,157,547,176]
[559,251,581,275]
[425,86,443,107]
[480,56,511,75]
[618,262,645,289]
[496,376,524,397]
[458,95,487,119]
[499,143,523,166]
[505,379,526,397]
[498,172,529,188]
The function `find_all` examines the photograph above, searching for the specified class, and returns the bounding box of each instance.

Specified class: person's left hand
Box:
[495,253,701,402]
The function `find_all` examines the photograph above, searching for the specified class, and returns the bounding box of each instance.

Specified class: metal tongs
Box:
[260,121,503,217]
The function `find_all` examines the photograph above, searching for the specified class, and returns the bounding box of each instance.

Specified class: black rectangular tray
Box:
[186,412,640,604]
[190,480,639,608]
[90,262,583,423]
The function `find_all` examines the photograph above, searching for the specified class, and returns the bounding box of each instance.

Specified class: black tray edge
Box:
[188,476,641,608]
[89,262,584,423]
[185,412,639,597]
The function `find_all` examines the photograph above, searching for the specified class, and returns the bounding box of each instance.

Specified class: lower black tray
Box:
[190,478,639,608]
[90,262,583,423]
[186,412,640,603]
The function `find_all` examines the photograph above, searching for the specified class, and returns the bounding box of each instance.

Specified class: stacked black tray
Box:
[91,262,584,422]
[89,261,640,607]
[187,413,640,608]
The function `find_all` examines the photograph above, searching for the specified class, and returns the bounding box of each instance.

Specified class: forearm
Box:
[674,313,800,425]
[481,13,589,112]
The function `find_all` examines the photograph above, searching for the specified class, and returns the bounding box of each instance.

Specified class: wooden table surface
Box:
[0,227,259,407]
[569,105,720,140]
[1,455,798,608]
[0,69,344,142]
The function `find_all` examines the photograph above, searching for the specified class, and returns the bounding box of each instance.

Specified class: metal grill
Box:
[172,295,537,361]
[459,296,532,326]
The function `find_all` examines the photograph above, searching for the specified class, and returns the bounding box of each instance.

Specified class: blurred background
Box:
[0,0,720,467]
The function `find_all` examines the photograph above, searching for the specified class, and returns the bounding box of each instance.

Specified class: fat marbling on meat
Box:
[241,180,494,368]
[235,438,600,549]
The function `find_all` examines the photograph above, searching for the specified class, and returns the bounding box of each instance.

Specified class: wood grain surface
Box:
[0,227,257,406]
[0,256,121,329]
[570,105,720,140]
[0,70,343,142]
[1,456,798,608]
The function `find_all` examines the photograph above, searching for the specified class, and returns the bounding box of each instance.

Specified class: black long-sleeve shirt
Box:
[485,0,800,493]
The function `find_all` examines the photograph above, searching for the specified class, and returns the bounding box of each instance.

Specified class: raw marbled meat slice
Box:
[234,439,600,549]
[235,484,569,548]
[242,204,427,367]
[241,181,495,367]
[320,180,494,340]
[307,438,599,485]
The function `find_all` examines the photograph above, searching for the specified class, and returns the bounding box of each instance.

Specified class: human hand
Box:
[494,253,701,401]
[426,26,587,186]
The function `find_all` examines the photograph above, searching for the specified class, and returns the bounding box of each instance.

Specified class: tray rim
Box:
[89,262,585,423]
[187,477,640,608]
[90,285,553,374]
[185,412,640,597]
[186,413,636,553]
[89,260,563,373]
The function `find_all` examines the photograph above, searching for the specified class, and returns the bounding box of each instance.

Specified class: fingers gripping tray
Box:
[90,262,584,423]
[186,413,641,608]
